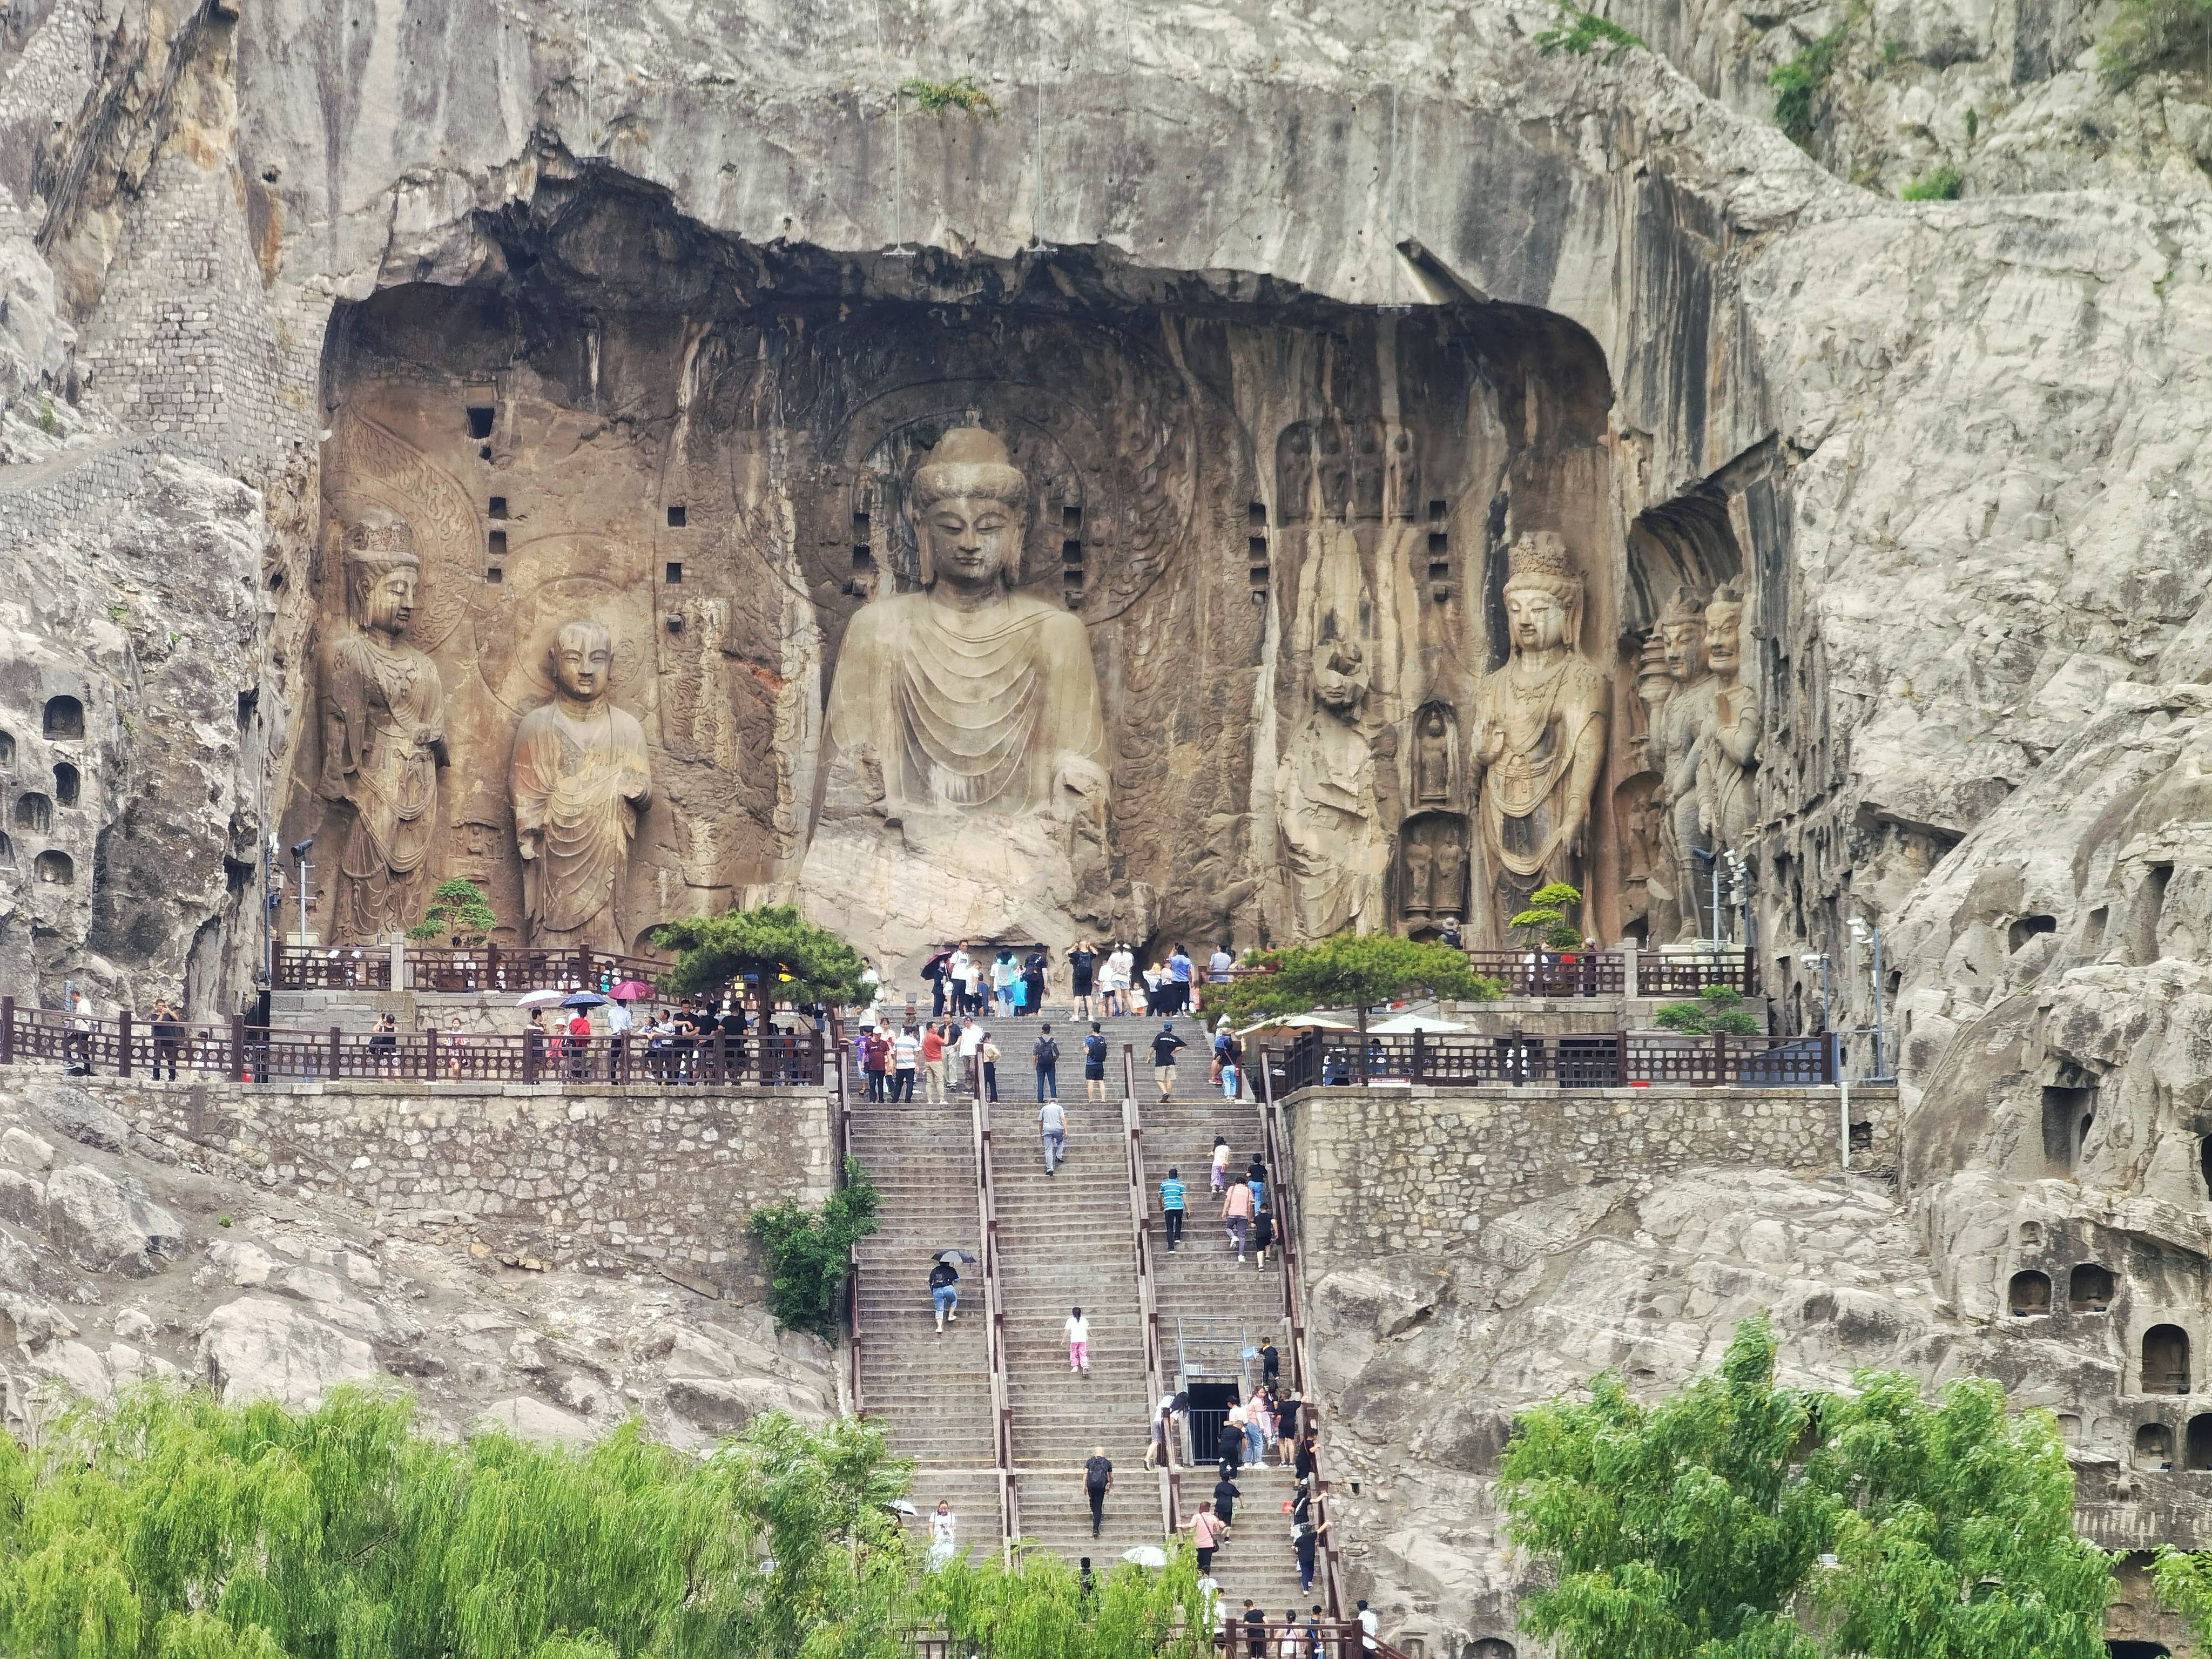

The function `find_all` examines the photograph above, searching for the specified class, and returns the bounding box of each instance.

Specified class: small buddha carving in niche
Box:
[824,426,1108,821]
[1468,531,1609,945]
[1414,705,1454,806]
[510,619,653,954]
[318,510,447,941]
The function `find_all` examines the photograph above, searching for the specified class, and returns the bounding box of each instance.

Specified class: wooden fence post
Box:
[424,1024,437,1080]
[117,1010,132,1077]
[230,1015,247,1083]
[1,996,12,1066]
[328,1027,341,1081]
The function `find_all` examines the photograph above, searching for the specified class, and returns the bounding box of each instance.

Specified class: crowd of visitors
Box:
[899,939,1238,1024]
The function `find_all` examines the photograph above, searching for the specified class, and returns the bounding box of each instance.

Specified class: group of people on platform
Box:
[887,939,1239,1025]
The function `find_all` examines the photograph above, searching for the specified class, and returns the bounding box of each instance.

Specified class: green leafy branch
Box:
[1509,881,1587,952]
[1768,2,1867,148]
[406,878,498,945]
[1534,2,1648,57]
[748,1157,881,1339]
[1653,983,1762,1035]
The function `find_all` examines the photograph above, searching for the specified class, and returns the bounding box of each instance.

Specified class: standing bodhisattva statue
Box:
[510,619,653,954]
[318,510,448,941]
[825,426,1108,820]
[1468,532,1610,945]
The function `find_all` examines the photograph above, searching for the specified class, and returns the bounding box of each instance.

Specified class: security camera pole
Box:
[291,838,314,949]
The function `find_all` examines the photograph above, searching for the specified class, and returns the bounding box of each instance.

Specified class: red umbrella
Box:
[609,979,655,1000]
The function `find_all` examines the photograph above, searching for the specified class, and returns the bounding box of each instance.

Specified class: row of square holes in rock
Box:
[470,494,1460,598]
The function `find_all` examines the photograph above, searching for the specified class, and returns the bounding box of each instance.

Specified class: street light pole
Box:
[1799,953,1830,1035]
[1849,916,1890,1081]
[291,838,313,949]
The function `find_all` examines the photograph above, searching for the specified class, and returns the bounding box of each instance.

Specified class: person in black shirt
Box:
[1083,1448,1113,1537]
[672,999,699,1083]
[1212,1471,1240,1529]
[718,1003,747,1082]
[1083,1022,1110,1103]
[1069,940,1097,1020]
[1022,948,1048,1019]
[1243,1602,1267,1659]
[1259,1338,1281,1388]
[1150,1021,1186,1102]
[150,998,185,1080]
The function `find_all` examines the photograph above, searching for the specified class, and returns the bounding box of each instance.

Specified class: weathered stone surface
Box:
[474,1395,596,1445]
[199,1297,381,1410]
[46,1165,185,1276]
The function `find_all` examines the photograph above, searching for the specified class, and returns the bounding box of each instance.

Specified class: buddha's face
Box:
[923,493,1023,590]
[1705,607,1743,676]
[1505,586,1570,655]
[1661,617,1708,680]
[552,628,612,700]
[361,567,417,637]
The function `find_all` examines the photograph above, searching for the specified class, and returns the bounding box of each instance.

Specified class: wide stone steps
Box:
[849,1098,993,1470]
[1175,1465,1311,1612]
[902,1466,1007,1562]
[1014,1468,1168,1563]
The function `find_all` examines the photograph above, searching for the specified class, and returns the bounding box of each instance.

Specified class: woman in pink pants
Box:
[1065,1306,1091,1373]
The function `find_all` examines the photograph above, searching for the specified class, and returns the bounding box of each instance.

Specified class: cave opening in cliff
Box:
[2143,1325,2193,1395]
[41,695,82,739]
[2133,1421,2174,1469]
[2006,1271,2051,1316]
[2042,1084,2095,1176]
[2186,1414,2212,1471]
[2072,1263,2115,1311]
[298,168,1658,959]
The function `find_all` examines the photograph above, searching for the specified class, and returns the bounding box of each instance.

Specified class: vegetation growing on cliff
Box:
[1533,3,1647,58]
[2100,0,2212,84]
[751,1156,882,1339]
[899,76,999,117]
[1900,165,1965,200]
[1500,1314,2112,1659]
[1768,3,1868,149]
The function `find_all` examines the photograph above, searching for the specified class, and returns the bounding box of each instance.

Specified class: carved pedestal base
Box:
[799,805,1102,984]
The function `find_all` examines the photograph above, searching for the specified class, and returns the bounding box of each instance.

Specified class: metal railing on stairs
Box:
[972,1054,1020,1553]
[1118,1044,1176,1540]
[1258,1044,1346,1623]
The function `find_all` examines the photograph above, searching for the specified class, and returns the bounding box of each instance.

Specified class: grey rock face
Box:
[45,1165,184,1275]
[199,1296,380,1410]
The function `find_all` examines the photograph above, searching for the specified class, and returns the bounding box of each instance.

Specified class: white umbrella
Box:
[1120,1543,1168,1569]
[1368,1013,1468,1035]
[1234,1012,1360,1037]
[515,988,569,1009]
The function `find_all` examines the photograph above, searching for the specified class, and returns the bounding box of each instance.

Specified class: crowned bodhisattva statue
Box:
[318,510,448,941]
[1468,532,1610,945]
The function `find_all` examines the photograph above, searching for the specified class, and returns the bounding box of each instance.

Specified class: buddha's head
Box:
[1704,585,1745,678]
[1657,585,1709,682]
[1501,531,1583,657]
[911,427,1029,594]
[342,510,421,638]
[549,619,614,703]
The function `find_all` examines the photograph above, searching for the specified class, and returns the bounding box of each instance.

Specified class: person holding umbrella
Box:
[559,990,607,1082]
[929,1249,971,1333]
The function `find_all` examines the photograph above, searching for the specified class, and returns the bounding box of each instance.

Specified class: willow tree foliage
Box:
[1499,1314,2111,1659]
[0,1386,914,1659]
[914,1542,1213,1659]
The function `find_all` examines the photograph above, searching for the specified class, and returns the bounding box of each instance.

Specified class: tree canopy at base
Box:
[1213,931,1503,1029]
[1499,1315,2112,1659]
[0,1386,914,1659]
[649,905,868,1005]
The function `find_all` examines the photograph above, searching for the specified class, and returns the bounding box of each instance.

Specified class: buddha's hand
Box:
[1474,720,1506,767]
[1050,754,1111,819]
[516,826,541,862]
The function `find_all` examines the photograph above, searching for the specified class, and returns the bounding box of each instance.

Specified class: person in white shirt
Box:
[1103,943,1134,1017]
[1358,1599,1379,1651]
[948,942,974,1014]
[605,995,634,1080]
[1065,1305,1091,1373]
[891,1024,921,1101]
[927,1500,957,1570]
[954,1019,985,1096]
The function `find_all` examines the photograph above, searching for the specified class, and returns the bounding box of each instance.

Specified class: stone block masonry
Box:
[92,1078,836,1296]
[1285,1083,1900,1262]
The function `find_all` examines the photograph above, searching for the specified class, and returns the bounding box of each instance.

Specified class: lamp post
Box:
[290,838,313,948]
[1849,916,1890,1081]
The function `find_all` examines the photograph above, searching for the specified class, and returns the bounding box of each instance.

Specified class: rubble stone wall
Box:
[1286,1081,1899,1261]
[92,1077,837,1292]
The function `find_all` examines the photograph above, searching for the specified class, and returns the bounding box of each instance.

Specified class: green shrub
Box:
[1534,2,1648,56]
[1900,164,1964,199]
[2100,0,2212,85]
[1653,983,1762,1035]
[899,76,999,117]
[749,1157,881,1338]
[1510,881,1587,952]
[407,877,498,943]
[1768,5,1865,146]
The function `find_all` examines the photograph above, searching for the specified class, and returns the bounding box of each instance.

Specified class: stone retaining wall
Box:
[91,1077,837,1294]
[1285,1082,1900,1261]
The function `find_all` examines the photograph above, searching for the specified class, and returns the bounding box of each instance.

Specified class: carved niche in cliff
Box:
[286,219,1634,968]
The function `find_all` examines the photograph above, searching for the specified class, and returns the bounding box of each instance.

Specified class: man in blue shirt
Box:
[1159,1166,1186,1251]
[1168,943,1194,1015]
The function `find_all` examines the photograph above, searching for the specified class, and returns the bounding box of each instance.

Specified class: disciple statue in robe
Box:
[510,619,653,954]
[1277,642,1390,937]
[318,510,447,940]
[1648,585,1720,941]
[1468,532,1610,944]
[1697,584,1758,856]
[824,426,1108,821]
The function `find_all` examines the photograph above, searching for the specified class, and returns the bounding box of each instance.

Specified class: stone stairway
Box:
[990,1091,1159,1562]
[1174,1462,1312,1613]
[847,1096,1000,1552]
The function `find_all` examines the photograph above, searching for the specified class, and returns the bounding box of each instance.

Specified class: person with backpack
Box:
[1083,1021,1109,1101]
[1034,1023,1060,1102]
[929,1257,960,1333]
[1069,940,1098,1020]
[1159,1166,1186,1251]
[1022,948,1048,1018]
[1219,1029,1244,1099]
[1252,1204,1276,1266]
[1038,1097,1067,1175]
[1082,1445,1112,1536]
